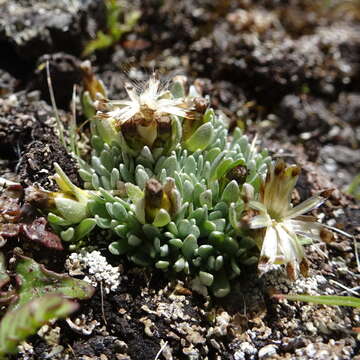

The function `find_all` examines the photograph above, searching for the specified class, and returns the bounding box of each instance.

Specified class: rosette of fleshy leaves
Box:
[48,71,272,297]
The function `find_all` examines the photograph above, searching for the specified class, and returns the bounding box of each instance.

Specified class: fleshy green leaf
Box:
[125,183,144,202]
[60,227,75,242]
[0,295,77,358]
[199,271,214,287]
[74,218,97,241]
[184,122,214,152]
[211,270,230,298]
[152,209,171,227]
[14,255,95,309]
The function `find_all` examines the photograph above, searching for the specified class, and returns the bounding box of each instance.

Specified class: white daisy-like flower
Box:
[94,73,188,148]
[247,160,332,279]
[107,74,188,123]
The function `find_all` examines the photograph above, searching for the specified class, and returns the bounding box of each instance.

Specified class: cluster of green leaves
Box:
[0,252,94,358]
[83,0,141,56]
[48,79,271,297]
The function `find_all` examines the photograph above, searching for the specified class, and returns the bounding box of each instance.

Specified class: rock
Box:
[0,91,80,188]
[336,93,360,125]
[31,53,83,109]
[278,95,334,134]
[0,0,106,77]
[258,344,278,359]
[0,69,18,97]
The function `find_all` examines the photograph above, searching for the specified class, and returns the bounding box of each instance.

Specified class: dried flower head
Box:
[247,160,331,279]
[94,73,188,149]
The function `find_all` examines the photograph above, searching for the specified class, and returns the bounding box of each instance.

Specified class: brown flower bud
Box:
[226,165,248,185]
[145,179,163,209]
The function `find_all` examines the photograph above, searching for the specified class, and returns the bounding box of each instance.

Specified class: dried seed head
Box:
[226,165,248,185]
[25,186,54,209]
[81,60,107,100]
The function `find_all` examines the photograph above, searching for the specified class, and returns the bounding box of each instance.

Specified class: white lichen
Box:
[65,250,121,294]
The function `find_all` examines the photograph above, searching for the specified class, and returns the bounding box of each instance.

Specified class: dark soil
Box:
[1,0,359,359]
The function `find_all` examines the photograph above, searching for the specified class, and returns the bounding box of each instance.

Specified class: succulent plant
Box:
[43,72,332,296]
[44,75,272,297]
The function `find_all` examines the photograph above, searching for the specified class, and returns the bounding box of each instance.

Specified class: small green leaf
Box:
[199,271,214,287]
[113,224,128,238]
[184,122,214,152]
[109,240,130,255]
[214,255,224,271]
[74,218,97,240]
[211,270,230,298]
[79,169,93,182]
[199,190,212,208]
[173,257,186,272]
[178,219,192,238]
[111,202,127,221]
[0,295,77,358]
[95,215,111,229]
[231,258,241,275]
[128,234,142,246]
[222,180,240,203]
[125,183,144,202]
[198,245,214,258]
[169,238,183,248]
[60,227,74,242]
[14,255,95,309]
[162,155,178,177]
[48,213,71,226]
[183,156,197,174]
[155,261,170,270]
[274,294,360,308]
[152,209,171,227]
[182,234,198,259]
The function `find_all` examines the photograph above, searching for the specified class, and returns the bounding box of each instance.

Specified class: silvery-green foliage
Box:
[49,80,271,297]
